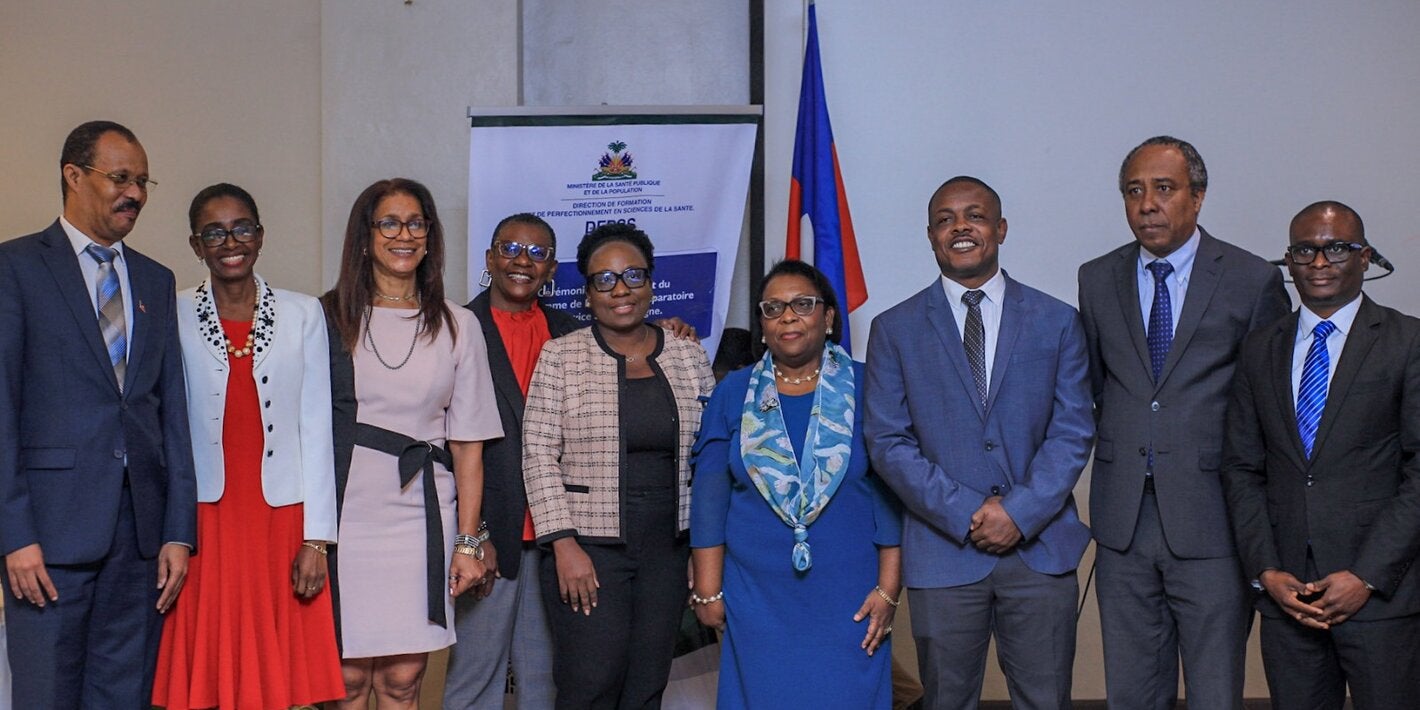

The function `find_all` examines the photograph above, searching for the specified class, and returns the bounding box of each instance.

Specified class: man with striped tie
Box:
[1222,201,1420,708]
[0,121,197,709]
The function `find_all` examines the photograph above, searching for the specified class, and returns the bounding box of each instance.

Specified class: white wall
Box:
[0,0,323,293]
[522,0,749,107]
[767,1,1420,354]
[321,0,521,304]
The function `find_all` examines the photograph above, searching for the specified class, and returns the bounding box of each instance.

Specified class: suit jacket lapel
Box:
[985,275,1025,415]
[1157,232,1224,390]
[925,281,985,421]
[1111,245,1153,383]
[1310,297,1381,463]
[470,293,527,428]
[123,251,155,395]
[38,224,120,392]
[1268,312,1309,468]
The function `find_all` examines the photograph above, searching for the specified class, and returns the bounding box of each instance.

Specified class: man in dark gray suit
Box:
[1223,201,1420,709]
[1078,136,1290,709]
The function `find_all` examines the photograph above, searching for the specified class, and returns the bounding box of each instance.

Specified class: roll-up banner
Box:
[468,107,761,359]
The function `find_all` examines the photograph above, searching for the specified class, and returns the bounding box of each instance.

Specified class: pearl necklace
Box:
[773,365,820,386]
[223,285,258,358]
[226,330,255,358]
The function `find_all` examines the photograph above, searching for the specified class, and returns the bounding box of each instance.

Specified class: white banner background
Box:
[468,116,758,359]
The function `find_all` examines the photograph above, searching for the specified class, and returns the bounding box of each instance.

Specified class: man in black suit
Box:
[1079,136,1290,709]
[0,121,197,708]
[1222,201,1420,708]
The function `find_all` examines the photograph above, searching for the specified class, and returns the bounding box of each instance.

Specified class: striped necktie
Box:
[86,244,127,391]
[962,289,988,407]
[1296,320,1336,459]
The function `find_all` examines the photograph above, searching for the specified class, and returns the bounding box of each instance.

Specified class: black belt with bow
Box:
[353,422,454,628]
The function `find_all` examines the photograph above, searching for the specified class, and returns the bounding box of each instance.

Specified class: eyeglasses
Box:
[79,164,157,192]
[195,223,263,246]
[587,267,649,292]
[374,218,431,239]
[1285,241,1366,264]
[758,296,824,319]
[493,239,554,263]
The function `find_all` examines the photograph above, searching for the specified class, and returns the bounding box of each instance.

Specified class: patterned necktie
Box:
[1296,320,1336,459]
[86,244,127,391]
[962,289,988,407]
[1145,260,1175,382]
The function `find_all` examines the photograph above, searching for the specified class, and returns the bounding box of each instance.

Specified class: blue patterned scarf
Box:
[740,342,855,571]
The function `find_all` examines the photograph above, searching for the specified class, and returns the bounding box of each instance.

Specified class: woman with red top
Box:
[154,183,344,709]
[444,213,576,710]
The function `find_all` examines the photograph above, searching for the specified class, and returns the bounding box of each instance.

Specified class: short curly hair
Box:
[576,222,654,277]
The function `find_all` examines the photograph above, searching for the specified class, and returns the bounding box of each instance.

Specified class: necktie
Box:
[962,289,988,407]
[86,244,127,391]
[1296,320,1336,459]
[1145,260,1175,382]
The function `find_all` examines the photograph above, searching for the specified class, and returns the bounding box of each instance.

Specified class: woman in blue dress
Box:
[690,259,903,709]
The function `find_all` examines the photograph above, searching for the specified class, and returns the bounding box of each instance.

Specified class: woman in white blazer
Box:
[152,183,345,710]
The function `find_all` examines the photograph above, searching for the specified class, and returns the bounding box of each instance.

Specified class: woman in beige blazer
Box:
[522,223,714,709]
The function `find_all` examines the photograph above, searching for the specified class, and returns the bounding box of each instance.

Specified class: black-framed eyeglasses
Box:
[493,239,554,263]
[79,164,157,192]
[195,223,263,246]
[758,296,824,319]
[587,267,649,292]
[374,218,431,239]
[1285,241,1366,264]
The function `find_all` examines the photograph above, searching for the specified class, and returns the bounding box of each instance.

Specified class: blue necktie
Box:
[1145,260,1174,382]
[1297,320,1336,459]
[962,289,988,407]
[86,244,128,391]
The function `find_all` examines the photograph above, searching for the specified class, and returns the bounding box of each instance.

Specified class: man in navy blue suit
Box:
[0,121,197,708]
[865,176,1093,709]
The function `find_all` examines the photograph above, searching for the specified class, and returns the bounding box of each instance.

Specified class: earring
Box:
[826,326,834,335]
[479,270,492,288]
[760,335,766,344]
[538,278,556,299]
[362,246,368,256]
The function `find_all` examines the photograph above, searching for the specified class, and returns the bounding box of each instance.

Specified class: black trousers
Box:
[541,486,689,710]
[1260,551,1420,710]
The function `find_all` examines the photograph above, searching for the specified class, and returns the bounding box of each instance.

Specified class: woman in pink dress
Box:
[321,178,502,709]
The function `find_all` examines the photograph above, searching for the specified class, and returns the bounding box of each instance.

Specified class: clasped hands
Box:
[1260,568,1372,629]
[968,495,1021,554]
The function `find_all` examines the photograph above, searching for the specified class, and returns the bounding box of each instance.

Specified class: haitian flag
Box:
[787,2,868,352]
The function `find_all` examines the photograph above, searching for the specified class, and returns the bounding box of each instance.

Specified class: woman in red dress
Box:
[153,183,344,709]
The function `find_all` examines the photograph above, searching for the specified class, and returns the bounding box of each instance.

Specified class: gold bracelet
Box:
[453,543,485,561]
[873,585,900,607]
[302,541,328,556]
